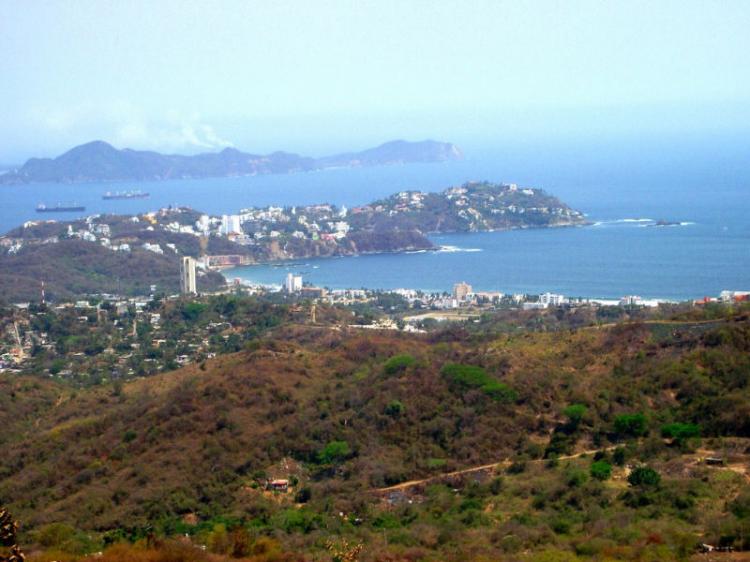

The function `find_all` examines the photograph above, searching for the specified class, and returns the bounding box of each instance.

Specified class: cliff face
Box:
[243,229,435,263]
[316,140,463,167]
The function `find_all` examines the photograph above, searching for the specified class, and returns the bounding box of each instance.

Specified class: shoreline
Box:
[224,268,683,305]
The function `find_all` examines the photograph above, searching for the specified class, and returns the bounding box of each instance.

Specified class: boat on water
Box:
[36,203,86,213]
[102,190,150,200]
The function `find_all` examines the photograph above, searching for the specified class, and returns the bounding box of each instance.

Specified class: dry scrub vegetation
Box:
[1,308,749,560]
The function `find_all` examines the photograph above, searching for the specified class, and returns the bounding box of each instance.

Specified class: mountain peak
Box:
[57,140,119,162]
[0,139,463,184]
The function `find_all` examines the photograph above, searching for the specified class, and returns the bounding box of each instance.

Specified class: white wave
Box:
[437,245,483,253]
[591,218,655,228]
[641,221,696,228]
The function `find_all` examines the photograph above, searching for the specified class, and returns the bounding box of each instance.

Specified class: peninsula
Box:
[0,139,463,184]
[0,182,585,301]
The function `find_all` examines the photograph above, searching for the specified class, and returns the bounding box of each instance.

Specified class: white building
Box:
[719,290,750,303]
[452,281,473,302]
[142,242,163,254]
[196,214,210,233]
[539,292,567,307]
[284,273,303,293]
[620,295,643,306]
[220,214,242,235]
[180,256,197,295]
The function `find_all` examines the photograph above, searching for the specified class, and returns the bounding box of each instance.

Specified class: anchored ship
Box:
[36,203,86,213]
[102,190,150,200]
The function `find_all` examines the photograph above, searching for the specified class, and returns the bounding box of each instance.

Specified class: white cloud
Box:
[113,121,234,153]
[28,101,234,154]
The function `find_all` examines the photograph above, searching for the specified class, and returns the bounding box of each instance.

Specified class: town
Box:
[2,255,747,383]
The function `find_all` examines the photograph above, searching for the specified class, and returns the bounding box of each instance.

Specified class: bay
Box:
[2,137,748,300]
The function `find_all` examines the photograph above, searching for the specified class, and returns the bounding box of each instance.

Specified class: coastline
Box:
[223,222,738,303]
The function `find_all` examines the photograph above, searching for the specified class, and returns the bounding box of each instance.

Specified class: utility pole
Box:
[12,322,24,361]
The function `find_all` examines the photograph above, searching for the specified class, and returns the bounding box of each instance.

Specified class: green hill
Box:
[2,309,750,560]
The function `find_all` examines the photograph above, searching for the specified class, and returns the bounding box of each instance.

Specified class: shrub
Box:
[481,380,518,402]
[590,460,612,481]
[384,400,405,417]
[294,487,312,503]
[35,523,77,549]
[441,363,517,402]
[627,466,661,487]
[489,477,504,494]
[660,422,700,441]
[383,354,416,374]
[566,468,588,488]
[442,363,490,387]
[563,404,587,427]
[426,458,447,470]
[181,302,207,322]
[613,447,627,466]
[372,512,401,529]
[318,440,351,464]
[277,508,320,534]
[614,413,648,437]
[730,491,750,519]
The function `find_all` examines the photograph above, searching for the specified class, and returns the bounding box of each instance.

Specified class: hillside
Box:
[0,239,225,302]
[0,139,463,184]
[350,181,586,232]
[2,309,750,560]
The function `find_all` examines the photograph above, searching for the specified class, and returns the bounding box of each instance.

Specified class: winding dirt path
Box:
[375,446,617,494]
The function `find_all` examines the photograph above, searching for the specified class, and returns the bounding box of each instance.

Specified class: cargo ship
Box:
[102,190,150,200]
[36,203,86,213]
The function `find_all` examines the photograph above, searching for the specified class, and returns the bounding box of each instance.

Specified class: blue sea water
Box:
[2,137,748,300]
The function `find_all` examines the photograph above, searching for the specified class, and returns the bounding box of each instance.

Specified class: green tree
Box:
[383,354,416,375]
[614,413,648,437]
[660,423,700,442]
[590,460,612,481]
[627,466,661,487]
[318,440,351,464]
[563,404,587,428]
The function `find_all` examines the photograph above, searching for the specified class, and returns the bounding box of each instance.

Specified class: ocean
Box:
[2,137,748,300]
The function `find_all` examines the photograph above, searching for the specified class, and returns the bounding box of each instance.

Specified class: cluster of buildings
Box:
[65,217,138,253]
[694,290,750,305]
[282,273,327,299]
[268,275,684,312]
[188,203,352,246]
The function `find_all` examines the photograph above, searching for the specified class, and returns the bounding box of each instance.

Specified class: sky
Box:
[1,0,749,162]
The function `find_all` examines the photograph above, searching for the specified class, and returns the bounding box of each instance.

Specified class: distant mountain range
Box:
[0,139,463,184]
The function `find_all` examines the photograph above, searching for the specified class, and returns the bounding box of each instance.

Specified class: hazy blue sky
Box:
[1,0,749,161]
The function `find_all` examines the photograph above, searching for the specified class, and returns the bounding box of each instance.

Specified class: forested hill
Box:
[2,306,750,560]
[0,139,463,184]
